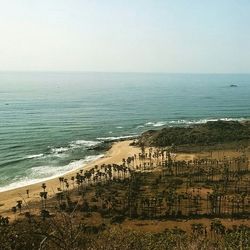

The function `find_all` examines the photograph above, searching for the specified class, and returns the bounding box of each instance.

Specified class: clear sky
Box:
[0,0,250,73]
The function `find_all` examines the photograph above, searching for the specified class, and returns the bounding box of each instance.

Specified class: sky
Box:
[0,0,250,73]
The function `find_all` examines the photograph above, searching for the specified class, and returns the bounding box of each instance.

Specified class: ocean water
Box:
[0,72,250,192]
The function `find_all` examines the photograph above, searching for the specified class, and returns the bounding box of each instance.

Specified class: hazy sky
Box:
[0,0,250,73]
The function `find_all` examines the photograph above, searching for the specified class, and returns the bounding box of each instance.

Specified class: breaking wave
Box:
[47,140,101,156]
[145,121,166,127]
[144,118,248,128]
[96,135,137,141]
[25,154,44,159]
[70,140,101,148]
[0,154,104,192]
[168,117,248,125]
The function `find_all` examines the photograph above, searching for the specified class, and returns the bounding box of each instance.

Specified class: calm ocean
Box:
[0,72,250,191]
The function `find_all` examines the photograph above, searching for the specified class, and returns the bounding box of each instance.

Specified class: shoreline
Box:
[0,140,140,215]
[0,154,105,193]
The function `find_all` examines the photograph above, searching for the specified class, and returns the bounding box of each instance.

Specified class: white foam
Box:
[145,121,166,127]
[136,125,145,129]
[153,121,166,127]
[97,135,136,141]
[168,117,248,125]
[47,141,101,156]
[70,140,101,148]
[116,126,123,129]
[51,147,69,154]
[145,122,154,126]
[143,118,248,129]
[25,154,44,159]
[0,154,104,192]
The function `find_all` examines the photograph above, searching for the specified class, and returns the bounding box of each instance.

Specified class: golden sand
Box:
[0,140,140,215]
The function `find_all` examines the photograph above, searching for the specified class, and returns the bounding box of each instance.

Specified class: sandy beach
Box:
[0,139,196,217]
[0,140,140,216]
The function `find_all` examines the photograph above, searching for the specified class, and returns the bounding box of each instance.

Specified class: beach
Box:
[0,140,140,216]
[0,139,196,217]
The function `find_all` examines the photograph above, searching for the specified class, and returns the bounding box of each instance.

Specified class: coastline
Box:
[0,140,140,215]
[1,120,249,217]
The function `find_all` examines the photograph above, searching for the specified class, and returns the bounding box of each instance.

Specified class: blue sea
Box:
[0,72,250,192]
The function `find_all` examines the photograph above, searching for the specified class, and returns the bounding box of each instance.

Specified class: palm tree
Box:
[11,206,17,219]
[71,176,75,188]
[16,200,22,214]
[41,183,47,192]
[0,216,9,226]
[40,191,48,210]
[59,177,64,190]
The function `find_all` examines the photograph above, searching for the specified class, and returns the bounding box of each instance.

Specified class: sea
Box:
[0,72,250,192]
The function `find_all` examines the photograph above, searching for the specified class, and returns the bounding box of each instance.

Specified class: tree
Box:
[16,200,22,214]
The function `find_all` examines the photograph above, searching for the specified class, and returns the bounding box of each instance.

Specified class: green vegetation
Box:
[0,215,249,249]
[136,121,250,147]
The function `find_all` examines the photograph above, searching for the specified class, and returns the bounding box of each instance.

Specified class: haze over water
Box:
[0,72,250,191]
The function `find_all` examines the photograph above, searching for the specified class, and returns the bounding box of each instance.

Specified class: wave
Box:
[145,122,154,126]
[0,158,30,168]
[153,122,166,127]
[145,121,166,127]
[136,125,145,129]
[0,139,103,168]
[48,140,101,156]
[96,135,137,141]
[6,145,23,149]
[168,117,248,125]
[0,154,104,192]
[25,153,44,159]
[51,147,69,154]
[70,140,101,148]
[143,117,249,128]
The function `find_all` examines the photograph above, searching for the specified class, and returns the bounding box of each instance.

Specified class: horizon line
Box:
[0,70,250,75]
